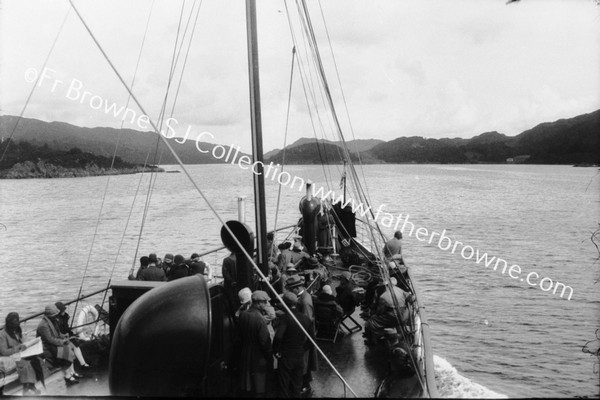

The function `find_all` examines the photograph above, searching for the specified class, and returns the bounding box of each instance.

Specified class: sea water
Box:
[1,164,598,397]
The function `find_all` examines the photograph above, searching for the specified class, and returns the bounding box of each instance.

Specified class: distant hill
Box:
[0,116,248,165]
[1,110,598,166]
[266,141,360,164]
[265,138,383,164]
[268,110,599,164]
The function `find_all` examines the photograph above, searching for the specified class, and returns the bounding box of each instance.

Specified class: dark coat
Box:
[0,329,22,356]
[273,309,313,359]
[315,292,343,319]
[167,263,190,281]
[238,306,273,392]
[138,264,167,281]
[335,283,356,315]
[189,261,206,275]
[36,316,67,359]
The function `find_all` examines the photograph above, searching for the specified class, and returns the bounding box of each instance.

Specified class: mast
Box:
[245,0,269,281]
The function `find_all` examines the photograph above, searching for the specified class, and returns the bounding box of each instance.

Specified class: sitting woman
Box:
[36,304,82,385]
[0,312,43,395]
[55,302,91,369]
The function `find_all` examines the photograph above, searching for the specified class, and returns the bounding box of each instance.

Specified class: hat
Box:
[322,285,333,295]
[44,304,60,317]
[191,253,199,259]
[291,234,302,240]
[285,275,305,289]
[286,262,297,273]
[282,292,298,307]
[238,287,252,304]
[55,302,66,312]
[308,257,320,267]
[148,253,158,263]
[251,290,270,302]
[174,254,185,264]
[340,271,352,281]
[164,253,174,263]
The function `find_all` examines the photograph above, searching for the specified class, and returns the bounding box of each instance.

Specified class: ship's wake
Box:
[434,355,508,398]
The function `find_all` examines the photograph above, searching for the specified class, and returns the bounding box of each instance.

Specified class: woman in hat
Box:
[0,312,43,395]
[36,304,80,385]
[54,302,91,369]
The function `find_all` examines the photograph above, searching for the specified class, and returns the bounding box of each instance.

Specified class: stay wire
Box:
[283,1,332,188]
[0,8,71,163]
[316,0,373,206]
[273,46,296,236]
[72,1,157,325]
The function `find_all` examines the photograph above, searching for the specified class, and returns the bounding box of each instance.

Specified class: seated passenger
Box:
[55,302,91,369]
[162,253,174,275]
[335,272,356,316]
[0,312,43,395]
[188,253,208,276]
[364,278,413,346]
[138,257,167,281]
[36,304,80,385]
[128,256,149,280]
[167,255,189,281]
[314,285,343,320]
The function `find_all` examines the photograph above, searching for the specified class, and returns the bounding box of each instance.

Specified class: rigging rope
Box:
[273,46,296,237]
[0,8,71,164]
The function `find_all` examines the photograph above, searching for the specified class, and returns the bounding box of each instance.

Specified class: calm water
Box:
[1,164,599,397]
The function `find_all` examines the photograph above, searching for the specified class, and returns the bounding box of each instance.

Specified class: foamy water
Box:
[434,355,508,398]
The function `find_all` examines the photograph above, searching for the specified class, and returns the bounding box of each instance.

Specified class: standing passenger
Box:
[273,292,314,398]
[222,252,238,308]
[237,290,273,397]
[285,275,317,395]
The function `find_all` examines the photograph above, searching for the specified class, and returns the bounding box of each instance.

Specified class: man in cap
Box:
[237,290,273,397]
[285,275,317,394]
[162,253,175,275]
[167,254,189,281]
[289,235,310,266]
[188,253,208,277]
[383,231,403,262]
[364,277,413,346]
[273,292,314,398]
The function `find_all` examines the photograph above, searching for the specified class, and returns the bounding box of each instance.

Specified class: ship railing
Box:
[0,287,111,341]
[353,216,439,398]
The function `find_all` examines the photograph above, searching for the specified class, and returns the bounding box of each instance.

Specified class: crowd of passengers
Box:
[217,230,413,397]
[127,252,211,282]
[0,230,411,397]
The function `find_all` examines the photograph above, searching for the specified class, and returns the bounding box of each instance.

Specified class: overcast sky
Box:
[1,0,599,152]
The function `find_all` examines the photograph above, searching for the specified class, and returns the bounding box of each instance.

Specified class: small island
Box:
[0,139,163,179]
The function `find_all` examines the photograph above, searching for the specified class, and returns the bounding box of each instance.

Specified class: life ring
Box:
[75,305,99,340]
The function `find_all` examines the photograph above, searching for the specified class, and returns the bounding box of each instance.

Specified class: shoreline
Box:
[0,160,164,179]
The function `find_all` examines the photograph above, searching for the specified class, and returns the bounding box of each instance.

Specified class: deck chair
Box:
[340,311,362,335]
[313,300,344,343]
